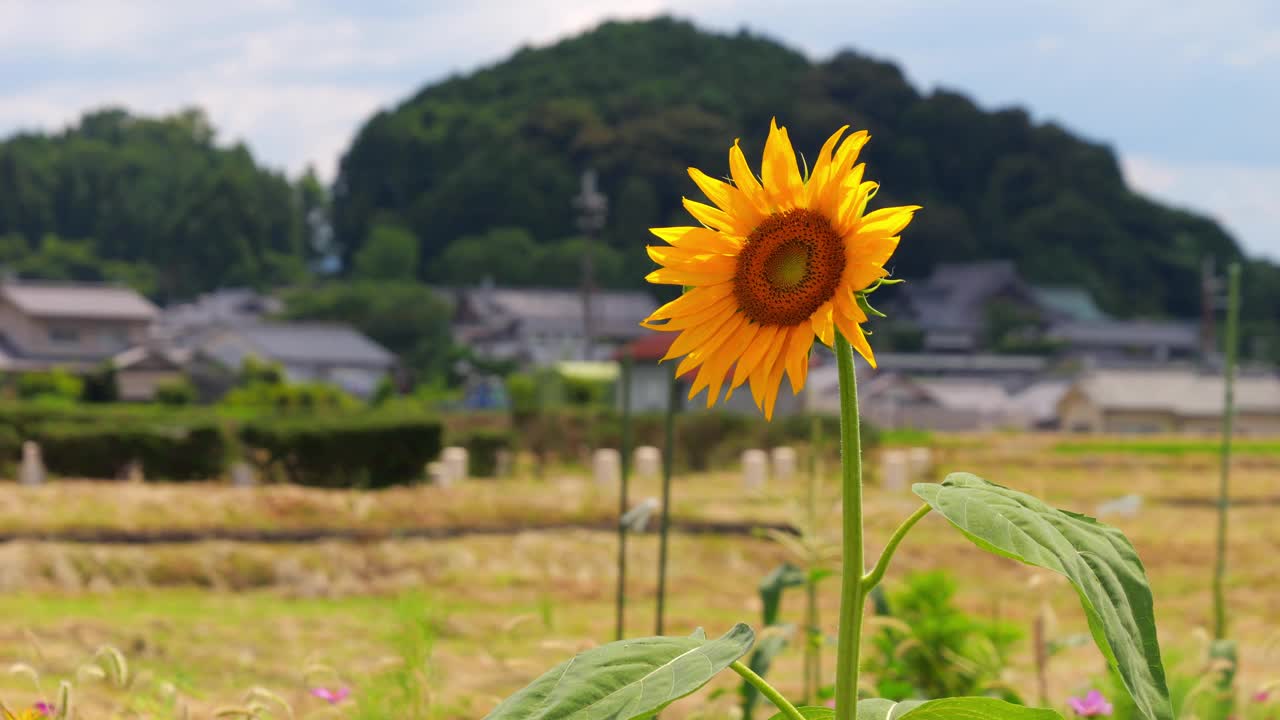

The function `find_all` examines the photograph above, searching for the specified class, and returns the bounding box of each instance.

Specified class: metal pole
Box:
[1212,262,1241,640]
[656,365,677,635]
[615,351,633,640]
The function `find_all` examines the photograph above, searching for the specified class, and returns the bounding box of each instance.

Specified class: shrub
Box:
[462,430,515,478]
[240,414,443,487]
[15,368,83,404]
[866,571,1022,701]
[33,421,229,481]
[155,378,199,406]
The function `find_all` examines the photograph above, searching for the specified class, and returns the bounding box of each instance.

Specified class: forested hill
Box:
[334,16,1278,331]
[0,108,322,302]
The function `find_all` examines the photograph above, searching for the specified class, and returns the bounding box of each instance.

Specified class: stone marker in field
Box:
[442,446,469,483]
[495,449,513,478]
[1096,493,1143,518]
[427,460,452,487]
[231,461,257,488]
[771,446,797,481]
[593,448,621,487]
[742,449,768,490]
[19,441,44,486]
[907,447,933,481]
[880,449,908,492]
[634,446,662,478]
[123,460,145,484]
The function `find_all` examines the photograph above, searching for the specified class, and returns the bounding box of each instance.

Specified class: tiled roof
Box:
[1072,369,1280,416]
[1,281,157,320]
[207,323,395,367]
[1048,320,1198,349]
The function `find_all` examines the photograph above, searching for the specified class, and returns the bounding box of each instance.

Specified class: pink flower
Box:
[1069,690,1114,717]
[1255,691,1271,703]
[33,703,54,716]
[310,687,351,704]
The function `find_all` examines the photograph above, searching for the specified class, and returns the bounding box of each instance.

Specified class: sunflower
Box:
[641,120,920,419]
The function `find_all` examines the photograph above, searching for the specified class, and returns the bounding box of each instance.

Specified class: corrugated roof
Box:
[1048,320,1198,348]
[1,282,157,320]
[916,378,1011,412]
[1073,369,1280,416]
[221,323,395,367]
[464,287,657,337]
[1031,286,1111,322]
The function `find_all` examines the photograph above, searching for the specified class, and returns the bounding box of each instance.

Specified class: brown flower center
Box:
[733,208,846,326]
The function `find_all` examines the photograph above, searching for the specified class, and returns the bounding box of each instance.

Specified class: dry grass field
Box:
[0,433,1277,718]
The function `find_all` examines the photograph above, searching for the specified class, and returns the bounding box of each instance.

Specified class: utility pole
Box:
[1200,256,1220,364]
[573,170,608,361]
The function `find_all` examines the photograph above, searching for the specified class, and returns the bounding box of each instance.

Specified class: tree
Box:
[353,221,420,282]
[280,283,455,383]
[433,227,539,285]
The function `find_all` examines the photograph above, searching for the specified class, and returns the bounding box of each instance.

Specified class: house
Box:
[893,261,1203,363]
[152,288,283,349]
[0,280,157,371]
[829,371,1026,431]
[196,323,396,399]
[894,260,1045,353]
[1046,320,1200,364]
[1057,369,1280,434]
[111,344,191,402]
[447,284,657,366]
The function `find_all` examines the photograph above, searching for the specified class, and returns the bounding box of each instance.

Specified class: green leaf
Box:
[896,698,1060,720]
[760,563,807,626]
[914,473,1172,720]
[771,698,1060,720]
[856,699,925,720]
[483,623,755,719]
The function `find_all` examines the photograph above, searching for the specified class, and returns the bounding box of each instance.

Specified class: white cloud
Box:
[1122,154,1280,261]
[1,0,1278,262]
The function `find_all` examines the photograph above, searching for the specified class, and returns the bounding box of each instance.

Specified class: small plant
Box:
[866,571,1022,701]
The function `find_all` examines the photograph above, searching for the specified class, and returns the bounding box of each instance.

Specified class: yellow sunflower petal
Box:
[836,179,879,234]
[761,334,791,420]
[802,125,848,206]
[650,226,742,254]
[643,282,733,323]
[729,323,779,394]
[810,301,835,347]
[683,197,754,236]
[689,167,766,229]
[642,291,738,331]
[856,205,922,238]
[686,313,747,381]
[662,304,739,361]
[817,133,870,213]
[730,140,771,216]
[646,246,738,275]
[645,265,734,287]
[834,311,877,369]
[784,325,814,395]
[693,320,759,407]
[748,329,788,410]
[761,119,802,210]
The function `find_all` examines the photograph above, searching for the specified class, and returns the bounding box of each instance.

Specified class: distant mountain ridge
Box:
[333,16,1278,335]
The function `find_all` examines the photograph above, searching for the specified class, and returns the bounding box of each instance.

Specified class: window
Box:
[101,328,131,351]
[48,326,79,344]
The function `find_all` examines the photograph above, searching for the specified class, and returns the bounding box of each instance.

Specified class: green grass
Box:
[1053,438,1280,456]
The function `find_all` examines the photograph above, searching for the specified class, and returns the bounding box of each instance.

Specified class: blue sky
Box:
[2,0,1277,259]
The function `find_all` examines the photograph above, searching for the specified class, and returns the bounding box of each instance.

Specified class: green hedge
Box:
[33,422,229,481]
[240,414,443,488]
[462,430,515,478]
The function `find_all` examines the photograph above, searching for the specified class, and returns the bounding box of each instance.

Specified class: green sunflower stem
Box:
[833,331,865,720]
[730,660,807,720]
